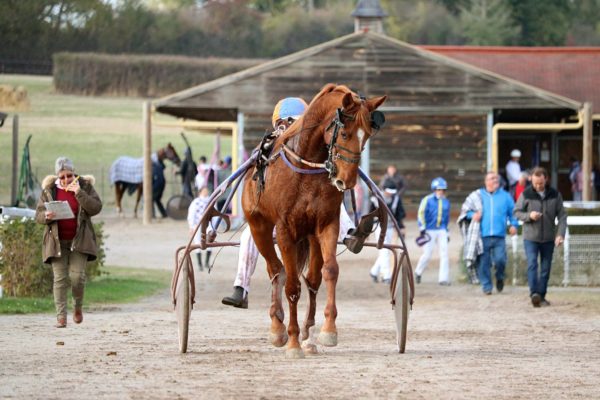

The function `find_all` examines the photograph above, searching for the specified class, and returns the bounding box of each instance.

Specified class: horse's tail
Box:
[296,237,310,274]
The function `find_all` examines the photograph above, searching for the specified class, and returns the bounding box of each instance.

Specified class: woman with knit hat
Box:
[35,157,102,328]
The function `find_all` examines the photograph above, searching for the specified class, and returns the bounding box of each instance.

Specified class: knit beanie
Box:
[55,157,74,174]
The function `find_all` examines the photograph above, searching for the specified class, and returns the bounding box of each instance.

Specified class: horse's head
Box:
[316,85,386,191]
[160,143,182,166]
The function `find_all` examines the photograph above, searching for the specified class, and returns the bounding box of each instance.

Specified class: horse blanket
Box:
[110,153,158,185]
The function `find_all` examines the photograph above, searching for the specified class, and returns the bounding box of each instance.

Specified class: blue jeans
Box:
[479,236,507,293]
[523,240,555,299]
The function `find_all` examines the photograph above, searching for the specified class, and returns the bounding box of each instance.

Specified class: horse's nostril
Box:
[334,179,346,191]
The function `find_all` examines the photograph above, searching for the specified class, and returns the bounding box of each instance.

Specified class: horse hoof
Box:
[301,341,318,355]
[317,331,338,347]
[270,332,288,348]
[285,347,305,359]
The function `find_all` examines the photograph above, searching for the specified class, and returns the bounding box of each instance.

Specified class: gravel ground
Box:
[1,214,599,399]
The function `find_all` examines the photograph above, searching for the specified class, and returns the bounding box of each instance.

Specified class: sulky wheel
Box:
[166,194,193,220]
[393,260,410,353]
[175,256,192,353]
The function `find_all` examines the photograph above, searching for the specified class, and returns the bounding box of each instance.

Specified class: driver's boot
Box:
[343,215,375,254]
[221,286,248,309]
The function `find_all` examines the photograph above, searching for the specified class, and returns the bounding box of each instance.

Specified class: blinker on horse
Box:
[110,143,181,218]
[242,84,386,358]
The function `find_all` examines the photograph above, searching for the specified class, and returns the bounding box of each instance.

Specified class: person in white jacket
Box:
[505,149,522,187]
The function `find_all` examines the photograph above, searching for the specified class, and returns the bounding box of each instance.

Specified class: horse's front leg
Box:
[317,223,339,347]
[247,221,288,348]
[301,235,323,354]
[277,228,304,359]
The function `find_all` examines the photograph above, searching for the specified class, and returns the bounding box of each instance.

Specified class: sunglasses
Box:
[59,173,74,180]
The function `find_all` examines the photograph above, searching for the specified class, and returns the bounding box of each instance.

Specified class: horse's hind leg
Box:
[115,183,124,218]
[317,224,340,347]
[301,236,323,354]
[248,220,288,348]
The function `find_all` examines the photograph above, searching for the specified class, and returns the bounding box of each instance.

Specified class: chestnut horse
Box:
[242,84,386,358]
[110,143,181,218]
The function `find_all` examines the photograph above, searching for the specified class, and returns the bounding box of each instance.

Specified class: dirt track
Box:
[1,215,600,399]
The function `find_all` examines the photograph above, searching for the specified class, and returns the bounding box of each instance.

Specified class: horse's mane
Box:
[279,84,357,144]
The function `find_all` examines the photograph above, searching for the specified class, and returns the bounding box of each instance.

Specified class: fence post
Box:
[11,115,19,206]
[143,101,153,225]
[563,226,570,287]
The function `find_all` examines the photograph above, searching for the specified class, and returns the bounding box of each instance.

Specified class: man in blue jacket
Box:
[467,172,518,295]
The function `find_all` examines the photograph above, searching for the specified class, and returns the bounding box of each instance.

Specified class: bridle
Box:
[282,107,363,179]
[323,108,363,178]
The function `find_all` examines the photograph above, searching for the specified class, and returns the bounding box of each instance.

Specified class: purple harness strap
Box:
[281,151,327,175]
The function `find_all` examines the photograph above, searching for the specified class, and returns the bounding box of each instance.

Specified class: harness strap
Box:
[281,149,328,174]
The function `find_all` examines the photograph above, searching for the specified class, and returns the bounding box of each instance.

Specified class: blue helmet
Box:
[431,177,447,190]
[272,97,308,128]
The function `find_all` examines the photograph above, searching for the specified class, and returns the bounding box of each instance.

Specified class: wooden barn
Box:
[154,1,596,212]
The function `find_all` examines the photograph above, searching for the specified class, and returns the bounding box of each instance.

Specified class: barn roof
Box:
[155,31,581,121]
[421,45,600,109]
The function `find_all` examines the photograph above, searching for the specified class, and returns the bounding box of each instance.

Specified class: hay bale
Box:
[0,84,30,111]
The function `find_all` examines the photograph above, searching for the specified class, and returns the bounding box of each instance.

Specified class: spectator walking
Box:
[511,171,530,202]
[379,164,406,197]
[369,181,406,284]
[35,157,103,328]
[514,167,567,307]
[505,149,522,188]
[378,164,406,237]
[463,172,518,295]
[414,177,451,285]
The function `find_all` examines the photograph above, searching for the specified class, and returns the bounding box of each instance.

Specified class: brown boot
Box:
[56,316,67,328]
[73,307,83,324]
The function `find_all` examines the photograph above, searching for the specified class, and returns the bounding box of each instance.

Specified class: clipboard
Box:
[44,201,75,220]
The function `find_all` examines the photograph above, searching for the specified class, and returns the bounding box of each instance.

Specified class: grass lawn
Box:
[0,266,171,314]
[0,74,233,206]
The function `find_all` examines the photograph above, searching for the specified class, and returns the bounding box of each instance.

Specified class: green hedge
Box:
[53,52,266,97]
[0,217,105,297]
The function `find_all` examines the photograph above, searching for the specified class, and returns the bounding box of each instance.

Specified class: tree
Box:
[261,2,352,56]
[567,0,600,45]
[382,0,463,45]
[458,0,519,45]
[507,0,572,46]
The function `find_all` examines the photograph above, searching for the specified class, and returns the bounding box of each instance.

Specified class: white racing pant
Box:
[414,229,450,283]
[369,226,396,281]
[233,204,355,293]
